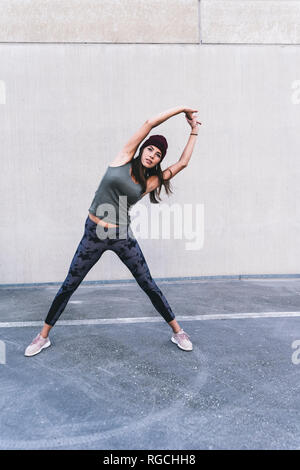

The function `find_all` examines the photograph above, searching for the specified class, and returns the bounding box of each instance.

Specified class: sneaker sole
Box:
[171,336,193,351]
[24,340,51,357]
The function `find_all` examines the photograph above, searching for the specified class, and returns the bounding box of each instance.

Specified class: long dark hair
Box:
[131,147,173,203]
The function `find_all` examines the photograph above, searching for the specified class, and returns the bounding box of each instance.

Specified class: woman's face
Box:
[141,145,162,169]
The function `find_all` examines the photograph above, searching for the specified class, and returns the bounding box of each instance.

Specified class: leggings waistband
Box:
[85,215,133,239]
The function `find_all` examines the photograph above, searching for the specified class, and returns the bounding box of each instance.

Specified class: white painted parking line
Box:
[0,311,300,328]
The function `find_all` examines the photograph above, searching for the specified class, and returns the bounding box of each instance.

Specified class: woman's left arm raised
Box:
[161,111,201,181]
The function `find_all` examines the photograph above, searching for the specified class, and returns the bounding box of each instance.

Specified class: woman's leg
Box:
[110,228,181,332]
[43,217,108,329]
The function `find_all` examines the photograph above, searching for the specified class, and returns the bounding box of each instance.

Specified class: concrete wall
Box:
[0,0,299,284]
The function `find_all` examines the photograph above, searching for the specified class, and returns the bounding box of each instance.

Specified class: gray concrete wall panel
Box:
[201,0,300,44]
[0,0,199,43]
[0,44,299,283]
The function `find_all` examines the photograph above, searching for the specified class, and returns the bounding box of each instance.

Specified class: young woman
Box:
[24,105,201,357]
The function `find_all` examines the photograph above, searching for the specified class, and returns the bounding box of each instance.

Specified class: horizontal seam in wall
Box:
[0,42,298,46]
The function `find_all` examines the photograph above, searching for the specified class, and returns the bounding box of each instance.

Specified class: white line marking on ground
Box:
[0,311,300,328]
[96,366,114,376]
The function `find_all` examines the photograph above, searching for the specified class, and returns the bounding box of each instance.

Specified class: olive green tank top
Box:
[88,161,144,226]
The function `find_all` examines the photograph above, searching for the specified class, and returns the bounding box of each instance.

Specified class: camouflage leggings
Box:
[45,215,175,326]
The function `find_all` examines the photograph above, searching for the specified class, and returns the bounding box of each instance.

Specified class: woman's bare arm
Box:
[143,112,200,195]
[148,105,185,128]
[110,121,152,166]
[110,105,199,167]
[111,106,186,166]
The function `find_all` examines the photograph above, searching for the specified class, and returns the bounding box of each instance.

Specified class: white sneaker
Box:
[24,332,51,357]
[171,328,193,351]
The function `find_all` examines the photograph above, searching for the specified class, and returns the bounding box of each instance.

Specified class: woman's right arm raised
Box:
[110,120,153,166]
[110,105,191,167]
[148,105,187,128]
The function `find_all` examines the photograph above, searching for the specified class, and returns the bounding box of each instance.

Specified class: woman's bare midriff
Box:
[88,212,119,228]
